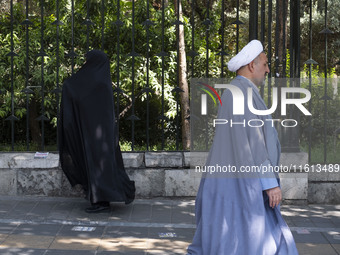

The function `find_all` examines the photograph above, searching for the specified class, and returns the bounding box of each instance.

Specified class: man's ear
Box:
[248,61,255,73]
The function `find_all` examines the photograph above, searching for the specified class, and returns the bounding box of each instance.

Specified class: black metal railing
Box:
[0,0,339,163]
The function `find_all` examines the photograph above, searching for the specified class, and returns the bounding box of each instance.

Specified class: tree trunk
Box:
[276,0,288,77]
[174,0,190,150]
[274,0,288,119]
[29,97,42,146]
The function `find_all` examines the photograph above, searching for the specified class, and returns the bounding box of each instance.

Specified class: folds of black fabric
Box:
[58,50,135,204]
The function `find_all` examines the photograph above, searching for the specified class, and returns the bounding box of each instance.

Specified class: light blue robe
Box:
[187,76,298,255]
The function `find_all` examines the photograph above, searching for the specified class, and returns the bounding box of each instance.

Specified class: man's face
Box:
[252,53,270,87]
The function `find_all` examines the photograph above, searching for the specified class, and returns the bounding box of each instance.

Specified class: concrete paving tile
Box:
[296,243,339,255]
[307,207,326,214]
[67,205,112,222]
[322,232,340,244]
[54,201,76,210]
[4,201,37,219]
[49,236,100,250]
[47,202,76,219]
[292,221,316,228]
[0,212,7,219]
[293,231,329,244]
[13,200,38,213]
[330,217,340,225]
[86,212,112,222]
[309,205,339,211]
[147,239,189,254]
[98,237,148,251]
[331,244,340,254]
[283,217,295,225]
[171,205,193,224]
[123,247,149,254]
[148,227,194,241]
[150,204,172,223]
[102,226,120,238]
[291,216,314,223]
[326,210,340,217]
[281,208,301,217]
[0,247,45,255]
[310,216,335,223]
[108,203,133,222]
[0,200,18,215]
[45,249,96,254]
[0,235,54,249]
[115,226,149,238]
[147,252,185,255]
[96,241,125,252]
[312,221,337,228]
[26,201,57,220]
[0,234,8,244]
[174,201,195,225]
[97,251,144,255]
[0,223,18,235]
[57,225,105,238]
[131,204,152,222]
[282,205,309,213]
[147,250,173,255]
[96,252,125,255]
[66,203,94,220]
[12,224,62,236]
[1,197,340,255]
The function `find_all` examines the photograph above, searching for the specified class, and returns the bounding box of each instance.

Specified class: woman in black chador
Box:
[59,50,135,213]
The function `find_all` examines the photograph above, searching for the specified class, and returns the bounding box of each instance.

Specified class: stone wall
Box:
[308,167,340,204]
[0,151,337,204]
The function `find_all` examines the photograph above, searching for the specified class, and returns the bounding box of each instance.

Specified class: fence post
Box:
[249,0,258,41]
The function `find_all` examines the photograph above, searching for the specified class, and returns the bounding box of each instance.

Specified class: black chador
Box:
[59,50,135,213]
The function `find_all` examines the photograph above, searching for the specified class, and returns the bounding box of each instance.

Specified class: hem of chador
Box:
[85,194,135,205]
[79,183,135,205]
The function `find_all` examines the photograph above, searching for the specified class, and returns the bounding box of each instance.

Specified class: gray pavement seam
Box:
[1,218,340,234]
[0,219,196,229]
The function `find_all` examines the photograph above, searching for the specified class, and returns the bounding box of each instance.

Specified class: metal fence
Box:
[0,0,339,163]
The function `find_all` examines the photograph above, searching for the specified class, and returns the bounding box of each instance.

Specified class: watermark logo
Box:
[190,78,313,151]
[199,82,222,115]
[201,83,312,116]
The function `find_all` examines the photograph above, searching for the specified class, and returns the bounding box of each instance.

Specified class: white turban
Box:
[227,40,263,72]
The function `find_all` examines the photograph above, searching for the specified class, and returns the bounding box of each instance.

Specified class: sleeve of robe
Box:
[259,160,279,190]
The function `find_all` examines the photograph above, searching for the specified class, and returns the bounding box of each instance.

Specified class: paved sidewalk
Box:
[0,196,339,255]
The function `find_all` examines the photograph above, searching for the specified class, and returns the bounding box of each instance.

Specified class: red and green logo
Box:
[199,82,222,115]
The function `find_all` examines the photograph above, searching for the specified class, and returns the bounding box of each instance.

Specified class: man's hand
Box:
[265,186,282,208]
